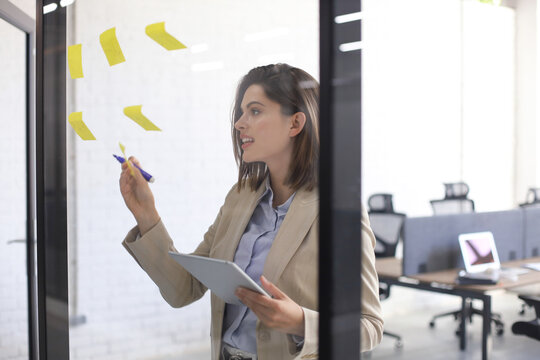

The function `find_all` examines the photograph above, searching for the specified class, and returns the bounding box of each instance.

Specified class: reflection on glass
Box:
[0,18,29,360]
[67,1,318,358]
[43,3,58,15]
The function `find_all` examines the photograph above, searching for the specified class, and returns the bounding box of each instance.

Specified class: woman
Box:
[119,64,383,360]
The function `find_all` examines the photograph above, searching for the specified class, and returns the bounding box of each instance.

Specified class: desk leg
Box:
[482,296,492,360]
[459,297,467,350]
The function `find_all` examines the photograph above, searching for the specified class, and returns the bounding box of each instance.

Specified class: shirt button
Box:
[258,330,271,342]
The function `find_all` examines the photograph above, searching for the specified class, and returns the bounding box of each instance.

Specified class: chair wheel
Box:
[429,321,435,328]
[496,327,504,336]
[395,340,403,348]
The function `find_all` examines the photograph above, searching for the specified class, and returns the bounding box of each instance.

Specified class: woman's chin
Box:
[242,153,266,164]
[243,159,265,166]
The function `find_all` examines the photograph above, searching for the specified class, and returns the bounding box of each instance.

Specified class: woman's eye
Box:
[251,109,260,115]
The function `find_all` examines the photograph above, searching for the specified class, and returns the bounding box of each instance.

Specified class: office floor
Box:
[123,285,540,360]
[366,286,540,359]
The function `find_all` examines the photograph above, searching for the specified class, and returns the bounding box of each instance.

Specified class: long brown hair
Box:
[231,64,319,192]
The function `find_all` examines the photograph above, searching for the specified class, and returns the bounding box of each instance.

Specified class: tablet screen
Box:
[168,252,270,305]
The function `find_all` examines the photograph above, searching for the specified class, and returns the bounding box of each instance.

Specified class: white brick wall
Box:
[65,0,318,359]
[0,16,30,360]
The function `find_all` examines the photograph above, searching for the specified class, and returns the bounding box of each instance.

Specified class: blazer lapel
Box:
[215,184,266,261]
[263,187,319,283]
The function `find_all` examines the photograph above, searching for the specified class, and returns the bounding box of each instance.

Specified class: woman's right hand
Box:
[119,156,160,235]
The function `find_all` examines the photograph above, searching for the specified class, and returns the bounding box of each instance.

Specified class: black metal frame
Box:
[319,0,363,358]
[378,275,493,360]
[0,2,37,359]
[318,0,334,356]
[36,0,70,358]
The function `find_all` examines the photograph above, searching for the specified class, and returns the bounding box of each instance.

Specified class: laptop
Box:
[458,231,500,274]
[458,231,528,278]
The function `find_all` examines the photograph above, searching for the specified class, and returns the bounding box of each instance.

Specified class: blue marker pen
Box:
[113,154,155,183]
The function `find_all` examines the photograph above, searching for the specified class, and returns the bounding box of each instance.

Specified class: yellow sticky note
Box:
[67,44,84,79]
[145,22,187,50]
[99,27,126,66]
[68,112,96,140]
[119,142,134,176]
[123,105,161,131]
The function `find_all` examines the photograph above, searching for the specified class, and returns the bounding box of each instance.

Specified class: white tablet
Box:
[168,252,271,305]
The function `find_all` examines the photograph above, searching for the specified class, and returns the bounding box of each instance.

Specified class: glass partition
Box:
[362,0,529,358]
[62,0,319,358]
[0,17,29,360]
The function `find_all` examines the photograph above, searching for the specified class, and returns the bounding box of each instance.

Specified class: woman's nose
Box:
[235,116,246,130]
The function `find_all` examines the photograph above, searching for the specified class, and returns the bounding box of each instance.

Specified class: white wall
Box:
[461,1,515,212]
[362,0,516,216]
[65,0,319,359]
[515,0,537,203]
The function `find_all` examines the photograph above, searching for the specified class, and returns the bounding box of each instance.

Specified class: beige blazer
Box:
[122,183,383,359]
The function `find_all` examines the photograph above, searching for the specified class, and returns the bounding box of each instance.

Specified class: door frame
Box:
[319,0,363,358]
[0,2,37,359]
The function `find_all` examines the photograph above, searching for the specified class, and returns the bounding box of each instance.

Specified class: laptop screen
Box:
[458,231,500,273]
[464,238,495,265]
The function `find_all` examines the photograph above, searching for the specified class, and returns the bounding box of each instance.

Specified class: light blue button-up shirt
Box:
[221,180,295,354]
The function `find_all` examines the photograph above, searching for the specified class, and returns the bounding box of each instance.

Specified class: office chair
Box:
[430,182,475,215]
[368,193,406,258]
[428,182,504,336]
[368,193,406,347]
[512,294,540,341]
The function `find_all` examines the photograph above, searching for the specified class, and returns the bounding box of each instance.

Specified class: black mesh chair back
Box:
[430,199,475,215]
[369,213,405,258]
[430,182,475,215]
[367,193,406,258]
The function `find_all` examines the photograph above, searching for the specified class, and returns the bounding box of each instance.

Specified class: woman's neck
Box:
[269,172,294,208]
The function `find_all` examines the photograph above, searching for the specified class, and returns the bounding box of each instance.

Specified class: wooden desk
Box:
[376,257,540,360]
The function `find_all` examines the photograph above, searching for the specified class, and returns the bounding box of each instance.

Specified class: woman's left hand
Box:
[235,276,305,337]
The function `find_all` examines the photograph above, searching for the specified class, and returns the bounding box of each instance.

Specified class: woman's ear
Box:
[289,112,307,137]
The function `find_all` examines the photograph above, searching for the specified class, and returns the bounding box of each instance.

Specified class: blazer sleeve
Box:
[360,207,384,351]
[122,203,224,308]
[290,307,318,359]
